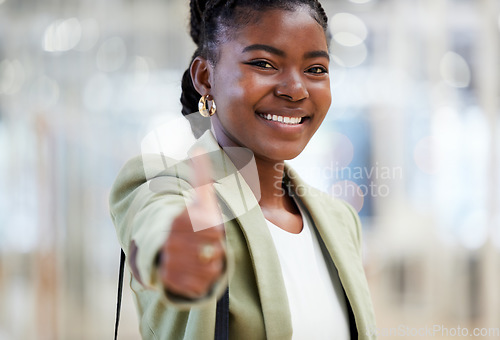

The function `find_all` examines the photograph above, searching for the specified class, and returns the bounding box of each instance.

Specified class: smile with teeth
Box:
[259,113,303,125]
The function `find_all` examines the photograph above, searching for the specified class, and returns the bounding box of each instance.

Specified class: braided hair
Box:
[180,0,330,138]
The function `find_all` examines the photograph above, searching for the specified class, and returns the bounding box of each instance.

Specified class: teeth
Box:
[259,114,303,125]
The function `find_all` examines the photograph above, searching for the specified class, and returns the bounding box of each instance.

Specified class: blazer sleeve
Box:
[109,154,229,308]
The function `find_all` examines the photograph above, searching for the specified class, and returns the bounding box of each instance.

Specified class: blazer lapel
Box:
[285,165,369,336]
[189,132,293,340]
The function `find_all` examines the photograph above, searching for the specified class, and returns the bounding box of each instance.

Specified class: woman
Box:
[110,0,376,339]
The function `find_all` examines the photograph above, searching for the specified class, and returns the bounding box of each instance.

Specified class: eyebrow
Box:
[304,50,330,61]
[242,44,330,61]
[242,44,285,57]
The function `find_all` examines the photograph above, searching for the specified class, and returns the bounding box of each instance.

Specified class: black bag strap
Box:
[113,249,229,340]
[114,249,126,340]
[214,287,230,339]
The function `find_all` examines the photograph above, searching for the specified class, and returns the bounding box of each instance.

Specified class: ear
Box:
[191,56,213,96]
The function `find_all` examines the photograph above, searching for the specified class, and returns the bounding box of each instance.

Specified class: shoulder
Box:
[109,130,234,219]
[110,154,194,203]
[311,187,362,243]
[110,130,221,200]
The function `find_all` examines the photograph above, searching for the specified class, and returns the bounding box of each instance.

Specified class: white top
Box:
[265,203,351,340]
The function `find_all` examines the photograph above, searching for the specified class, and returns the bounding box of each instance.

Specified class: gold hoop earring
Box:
[198,95,216,117]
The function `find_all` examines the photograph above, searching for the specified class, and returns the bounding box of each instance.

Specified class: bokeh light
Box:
[329,56,348,89]
[330,180,364,212]
[439,51,471,88]
[96,37,127,72]
[127,56,151,90]
[141,117,197,170]
[331,132,354,168]
[334,32,364,47]
[330,13,368,68]
[331,42,367,68]
[331,13,368,45]
[43,18,82,52]
[432,106,462,160]
[0,59,25,95]
[413,136,439,174]
[74,18,100,52]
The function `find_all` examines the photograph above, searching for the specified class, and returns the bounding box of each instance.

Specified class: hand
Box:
[158,149,226,299]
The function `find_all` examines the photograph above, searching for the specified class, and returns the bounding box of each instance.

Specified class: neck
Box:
[254,158,288,208]
[211,118,290,210]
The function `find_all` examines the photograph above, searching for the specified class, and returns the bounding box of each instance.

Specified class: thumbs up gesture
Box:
[158,149,226,299]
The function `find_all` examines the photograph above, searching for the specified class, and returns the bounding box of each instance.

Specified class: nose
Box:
[275,70,309,102]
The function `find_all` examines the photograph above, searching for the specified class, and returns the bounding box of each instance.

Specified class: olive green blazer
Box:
[109,131,377,339]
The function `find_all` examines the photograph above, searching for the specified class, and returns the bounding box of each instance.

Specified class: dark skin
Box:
[159,7,331,299]
[212,118,304,233]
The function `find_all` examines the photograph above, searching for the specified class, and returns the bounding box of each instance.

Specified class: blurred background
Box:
[0,0,499,339]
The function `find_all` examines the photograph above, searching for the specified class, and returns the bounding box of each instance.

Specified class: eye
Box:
[246,60,276,69]
[307,66,328,74]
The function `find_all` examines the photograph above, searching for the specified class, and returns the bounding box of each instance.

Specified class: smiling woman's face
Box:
[208,7,331,162]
